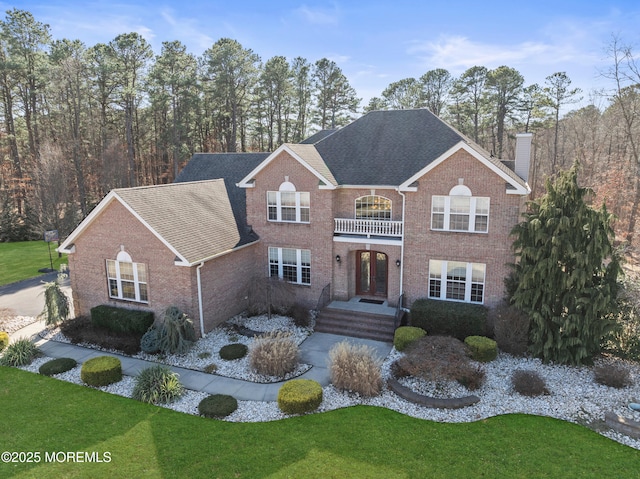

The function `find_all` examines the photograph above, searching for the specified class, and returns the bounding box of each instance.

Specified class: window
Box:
[431,185,489,233]
[106,256,148,303]
[267,181,310,223]
[428,260,485,303]
[269,247,311,285]
[355,195,392,221]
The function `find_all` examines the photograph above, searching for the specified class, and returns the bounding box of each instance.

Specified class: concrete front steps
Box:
[314,307,395,342]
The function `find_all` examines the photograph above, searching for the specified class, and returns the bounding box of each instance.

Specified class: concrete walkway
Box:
[12,320,392,402]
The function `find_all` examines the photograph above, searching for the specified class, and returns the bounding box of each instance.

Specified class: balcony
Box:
[334,218,403,240]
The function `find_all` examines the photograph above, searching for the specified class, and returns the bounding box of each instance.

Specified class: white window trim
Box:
[431,195,490,233]
[106,259,148,303]
[268,247,311,285]
[267,191,310,223]
[428,260,486,304]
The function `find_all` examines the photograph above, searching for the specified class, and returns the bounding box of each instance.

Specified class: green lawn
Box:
[0,241,67,286]
[1,367,638,479]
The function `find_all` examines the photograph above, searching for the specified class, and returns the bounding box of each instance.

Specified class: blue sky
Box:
[4,1,640,107]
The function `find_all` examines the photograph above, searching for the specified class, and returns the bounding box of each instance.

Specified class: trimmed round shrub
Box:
[219,343,248,360]
[329,341,383,397]
[278,379,323,415]
[81,356,122,386]
[0,331,9,352]
[464,336,498,362]
[511,369,548,397]
[393,326,426,352]
[249,331,299,377]
[198,394,238,418]
[204,363,218,373]
[132,365,184,404]
[140,328,160,354]
[39,357,77,376]
[0,338,40,367]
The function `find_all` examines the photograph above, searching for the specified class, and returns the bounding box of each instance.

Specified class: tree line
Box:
[0,8,639,256]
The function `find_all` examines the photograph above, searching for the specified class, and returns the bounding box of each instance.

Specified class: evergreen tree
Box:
[510,164,621,365]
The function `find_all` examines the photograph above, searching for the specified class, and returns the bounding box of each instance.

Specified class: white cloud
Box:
[294,4,340,26]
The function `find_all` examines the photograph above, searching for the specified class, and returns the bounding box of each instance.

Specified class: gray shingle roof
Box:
[115,180,242,264]
[175,152,269,246]
[313,109,465,185]
[299,129,337,144]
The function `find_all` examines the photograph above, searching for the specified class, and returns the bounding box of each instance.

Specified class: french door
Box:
[356,250,388,297]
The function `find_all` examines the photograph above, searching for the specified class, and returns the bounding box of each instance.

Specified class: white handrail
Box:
[334,218,403,237]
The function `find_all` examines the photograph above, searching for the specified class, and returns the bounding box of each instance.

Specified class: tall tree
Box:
[485,66,524,157]
[108,32,153,186]
[312,58,360,129]
[290,57,312,142]
[48,38,90,215]
[544,72,582,171]
[449,66,488,143]
[419,68,452,116]
[201,38,260,152]
[510,164,621,365]
[257,56,292,150]
[381,78,421,110]
[147,40,199,180]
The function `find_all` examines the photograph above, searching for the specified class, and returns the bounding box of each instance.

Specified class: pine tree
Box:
[510,163,621,365]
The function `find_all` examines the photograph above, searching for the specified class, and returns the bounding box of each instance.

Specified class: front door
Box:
[356,250,388,297]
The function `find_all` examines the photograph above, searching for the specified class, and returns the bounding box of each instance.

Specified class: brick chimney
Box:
[514,133,533,182]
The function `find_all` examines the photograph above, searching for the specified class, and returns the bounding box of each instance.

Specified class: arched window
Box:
[106,250,148,303]
[267,181,310,223]
[355,195,392,221]
[431,185,489,233]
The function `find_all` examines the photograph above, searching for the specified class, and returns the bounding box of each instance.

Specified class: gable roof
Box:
[59,180,251,266]
[237,109,529,193]
[175,152,269,246]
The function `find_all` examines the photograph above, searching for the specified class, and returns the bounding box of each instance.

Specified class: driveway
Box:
[0,272,72,318]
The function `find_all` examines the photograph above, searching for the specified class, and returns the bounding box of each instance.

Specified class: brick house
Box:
[59,109,531,339]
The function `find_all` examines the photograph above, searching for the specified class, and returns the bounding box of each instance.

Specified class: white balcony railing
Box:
[334,218,403,238]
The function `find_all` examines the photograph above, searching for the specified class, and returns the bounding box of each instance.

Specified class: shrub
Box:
[132,365,184,404]
[81,356,122,387]
[491,301,530,356]
[0,331,9,352]
[0,338,40,367]
[410,299,487,340]
[393,326,426,352]
[511,369,548,396]
[140,328,160,354]
[249,331,299,377]
[288,303,311,328]
[593,363,633,389]
[39,357,77,376]
[396,335,471,383]
[246,276,295,317]
[198,352,212,359]
[61,316,142,355]
[156,306,197,355]
[198,394,238,418]
[452,363,486,390]
[390,360,410,378]
[329,341,383,397]
[40,275,70,325]
[219,343,248,360]
[204,363,218,373]
[464,336,498,362]
[604,276,640,361]
[90,305,154,334]
[277,379,323,414]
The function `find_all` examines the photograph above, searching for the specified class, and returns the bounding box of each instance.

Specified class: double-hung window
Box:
[431,185,489,233]
[428,260,485,303]
[269,247,311,285]
[267,181,310,223]
[106,255,148,303]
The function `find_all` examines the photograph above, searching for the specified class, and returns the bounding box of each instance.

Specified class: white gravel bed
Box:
[0,314,38,334]
[12,314,640,451]
[42,314,314,382]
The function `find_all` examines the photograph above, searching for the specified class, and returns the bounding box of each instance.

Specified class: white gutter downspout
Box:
[397,188,406,299]
[196,262,205,337]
